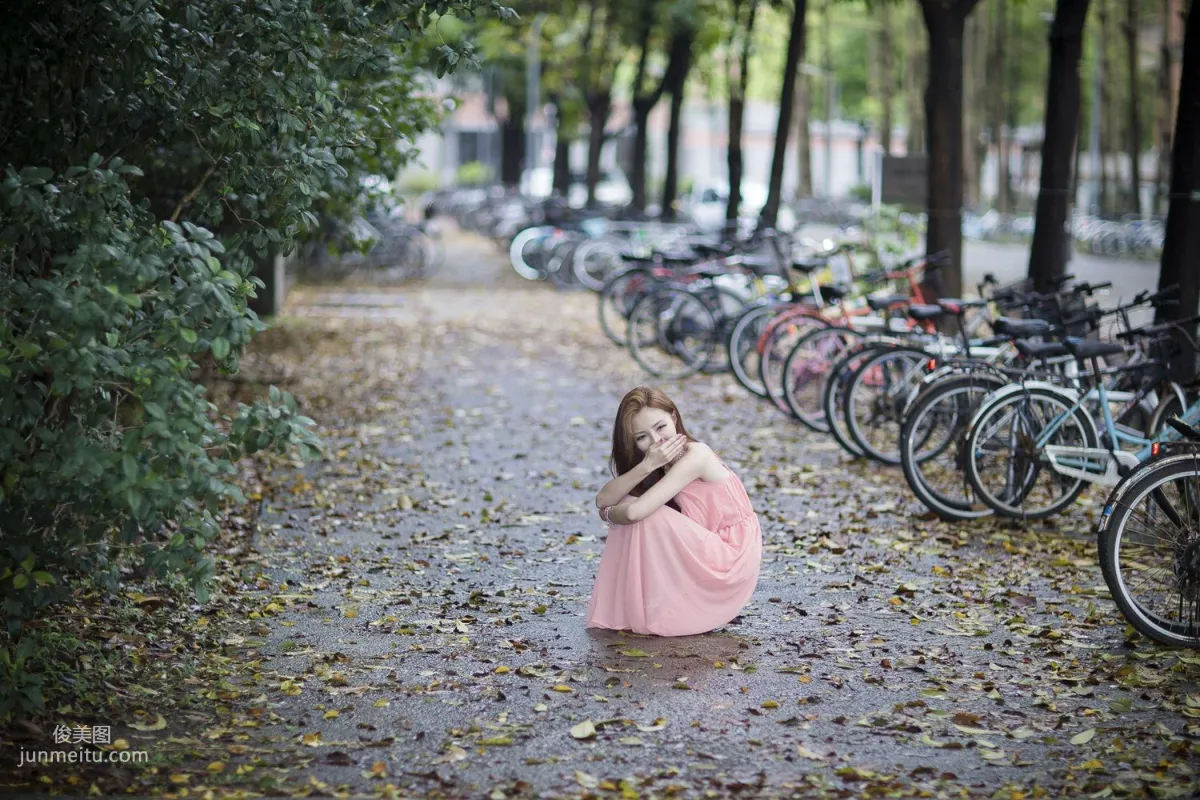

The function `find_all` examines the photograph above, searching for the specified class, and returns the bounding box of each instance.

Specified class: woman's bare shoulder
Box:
[683,441,723,469]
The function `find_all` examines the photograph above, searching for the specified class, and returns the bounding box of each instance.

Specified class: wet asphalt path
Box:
[227,226,1197,799]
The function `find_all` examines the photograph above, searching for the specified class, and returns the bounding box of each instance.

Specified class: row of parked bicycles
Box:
[542,215,1196,648]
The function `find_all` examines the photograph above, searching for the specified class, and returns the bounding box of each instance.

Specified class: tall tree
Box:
[1155,0,1200,361]
[989,0,1011,211]
[628,3,662,210]
[1100,0,1115,211]
[795,72,815,195]
[762,0,809,228]
[904,7,926,155]
[579,0,621,205]
[725,0,760,224]
[877,2,896,155]
[1124,0,1143,215]
[1027,0,1093,293]
[821,0,834,195]
[660,25,696,217]
[918,0,985,304]
[962,10,987,208]
[631,15,696,211]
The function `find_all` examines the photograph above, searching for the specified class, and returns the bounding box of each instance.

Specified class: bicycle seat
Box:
[937,298,988,315]
[818,283,849,302]
[1062,337,1126,360]
[657,250,699,264]
[906,304,945,321]
[994,317,1052,338]
[791,258,829,274]
[867,293,910,311]
[693,241,737,258]
[1015,340,1069,360]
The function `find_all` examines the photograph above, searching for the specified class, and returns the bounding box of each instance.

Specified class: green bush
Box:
[398,169,444,196]
[0,158,323,632]
[848,182,873,203]
[0,0,513,648]
[457,161,496,186]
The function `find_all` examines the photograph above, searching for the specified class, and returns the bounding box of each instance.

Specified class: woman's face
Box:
[630,407,678,455]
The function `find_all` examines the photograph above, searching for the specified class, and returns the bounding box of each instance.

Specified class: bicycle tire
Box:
[626,285,719,379]
[964,385,1099,519]
[781,326,866,432]
[1099,456,1200,647]
[844,345,933,464]
[898,370,1008,520]
[726,301,783,398]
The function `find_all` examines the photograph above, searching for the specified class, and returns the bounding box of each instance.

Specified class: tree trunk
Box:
[1154,0,1168,213]
[1155,0,1200,371]
[500,113,525,188]
[821,0,834,195]
[878,2,895,154]
[661,33,695,219]
[552,103,572,196]
[1100,0,1114,212]
[990,0,1010,211]
[585,90,610,206]
[633,27,693,213]
[905,7,927,155]
[1028,0,1092,293]
[1003,0,1018,210]
[796,74,814,195]
[962,12,982,209]
[920,0,982,306]
[629,12,656,211]
[726,0,759,225]
[1125,0,1143,215]
[762,0,808,229]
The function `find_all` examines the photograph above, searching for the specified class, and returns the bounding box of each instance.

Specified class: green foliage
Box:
[0,159,323,631]
[0,0,513,643]
[457,160,497,185]
[0,638,44,720]
[398,170,445,195]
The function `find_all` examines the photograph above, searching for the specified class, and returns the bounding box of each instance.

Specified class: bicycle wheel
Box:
[760,311,831,416]
[626,286,719,379]
[964,386,1099,519]
[573,238,624,292]
[1148,389,1188,438]
[899,371,1008,520]
[781,326,866,432]
[691,284,751,375]
[844,345,933,464]
[509,226,552,280]
[598,267,653,346]
[1100,456,1200,647]
[821,342,885,458]
[727,301,782,398]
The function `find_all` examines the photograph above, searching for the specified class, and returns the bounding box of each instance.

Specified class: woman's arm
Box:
[595,434,688,508]
[595,459,654,509]
[609,445,714,524]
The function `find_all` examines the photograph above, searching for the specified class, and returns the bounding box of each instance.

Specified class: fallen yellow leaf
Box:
[570,720,597,740]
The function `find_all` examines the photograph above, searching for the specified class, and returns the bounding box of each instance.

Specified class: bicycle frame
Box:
[1032,381,1200,487]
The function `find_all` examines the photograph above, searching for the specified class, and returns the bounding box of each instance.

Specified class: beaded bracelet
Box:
[600,505,612,524]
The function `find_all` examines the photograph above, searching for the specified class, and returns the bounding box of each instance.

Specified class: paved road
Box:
[104,228,1192,799]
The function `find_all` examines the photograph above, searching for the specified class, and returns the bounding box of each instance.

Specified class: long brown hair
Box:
[610,387,695,508]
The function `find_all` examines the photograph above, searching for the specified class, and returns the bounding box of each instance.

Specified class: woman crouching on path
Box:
[585,386,762,637]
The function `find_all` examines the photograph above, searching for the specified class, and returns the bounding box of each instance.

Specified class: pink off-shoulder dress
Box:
[585,461,762,637]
